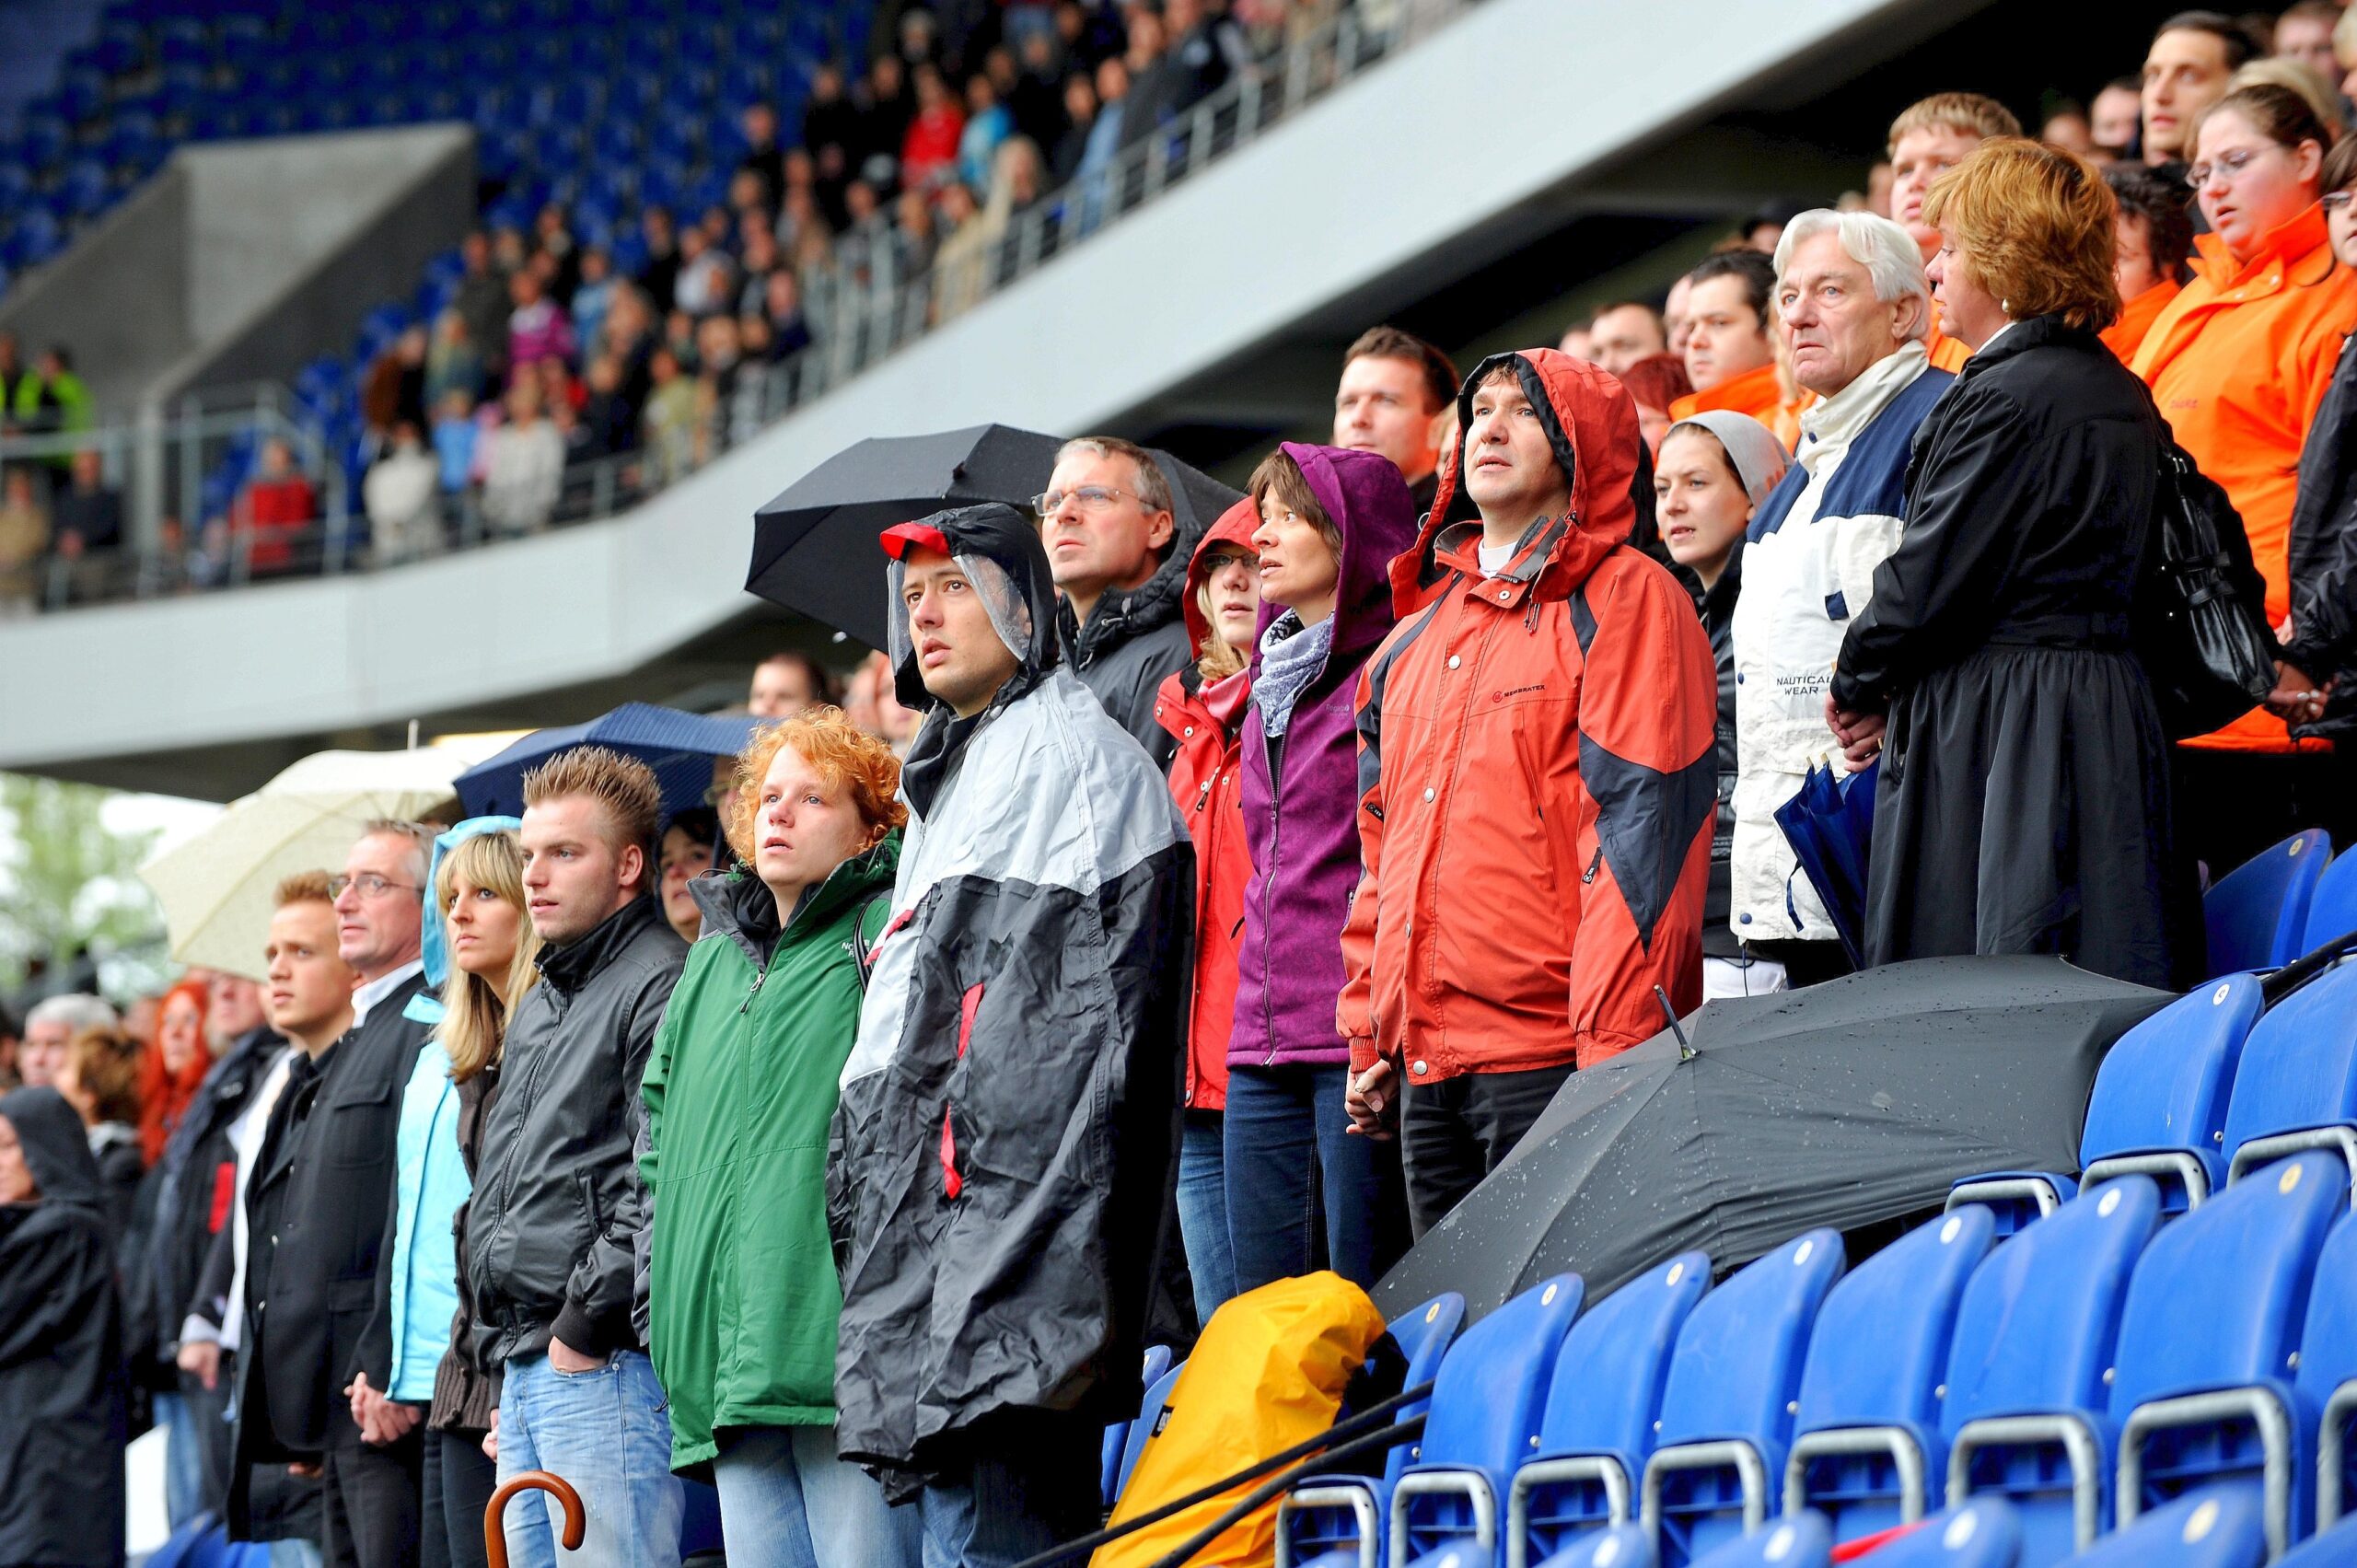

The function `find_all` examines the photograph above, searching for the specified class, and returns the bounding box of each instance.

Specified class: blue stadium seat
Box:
[2055,1484,2264,1568]
[2205,830,2332,976]
[1682,1514,1830,1568]
[1944,1179,2162,1567]
[2304,850,2357,951]
[1389,1273,1585,1567]
[2219,960,2357,1197]
[1531,1527,1655,1568]
[1641,1232,1848,1567]
[2109,1151,2345,1560]
[1785,1209,1995,1540]
[2274,1511,2357,1565]
[1275,1291,1467,1568]
[2297,1214,2357,1534]
[1510,1253,1713,1568]
[1113,1354,1187,1504]
[1844,1499,2021,1567]
[1100,1343,1173,1509]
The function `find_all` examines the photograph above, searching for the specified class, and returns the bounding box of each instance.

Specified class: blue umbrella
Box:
[1772,756,1880,966]
[452,703,759,820]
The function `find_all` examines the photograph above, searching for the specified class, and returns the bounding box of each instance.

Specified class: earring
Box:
[2001,298,2012,315]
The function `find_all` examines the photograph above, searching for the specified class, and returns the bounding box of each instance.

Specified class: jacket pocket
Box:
[575,1171,605,1234]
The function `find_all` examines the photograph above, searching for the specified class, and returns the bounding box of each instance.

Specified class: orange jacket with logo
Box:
[1338,350,1718,1080]
[2132,203,2357,752]
[1670,361,1801,449]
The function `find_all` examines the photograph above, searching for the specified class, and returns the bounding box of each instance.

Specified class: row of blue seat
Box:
[2204,830,2352,979]
[1242,1148,2356,1568]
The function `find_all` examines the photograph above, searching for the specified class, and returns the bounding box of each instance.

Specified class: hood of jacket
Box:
[1260,441,1420,673]
[0,1086,102,1214]
[690,833,902,961]
[1179,497,1261,659]
[1390,348,1651,618]
[539,890,671,995]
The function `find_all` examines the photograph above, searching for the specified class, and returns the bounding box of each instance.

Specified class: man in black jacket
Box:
[225,826,435,1568]
[469,748,687,1568]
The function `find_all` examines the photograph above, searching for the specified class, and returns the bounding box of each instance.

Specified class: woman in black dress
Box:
[1827,137,2193,988]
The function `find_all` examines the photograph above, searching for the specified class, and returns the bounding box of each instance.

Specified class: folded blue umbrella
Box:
[452,702,759,820]
[1773,756,1880,967]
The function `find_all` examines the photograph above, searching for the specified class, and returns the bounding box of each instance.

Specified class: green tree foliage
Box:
[0,773,168,997]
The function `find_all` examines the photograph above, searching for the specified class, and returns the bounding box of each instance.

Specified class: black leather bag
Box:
[2139,440,2279,740]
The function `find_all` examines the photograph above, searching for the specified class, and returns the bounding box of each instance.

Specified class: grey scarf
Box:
[1256,610,1334,738]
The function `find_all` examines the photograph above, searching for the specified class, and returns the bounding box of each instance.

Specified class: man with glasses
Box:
[1037,435,1204,770]
[235,823,436,1568]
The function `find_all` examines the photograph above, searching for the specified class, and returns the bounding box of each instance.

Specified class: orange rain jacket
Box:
[2101,279,2181,363]
[2132,202,2357,752]
[1338,350,1718,1082]
[1669,361,1801,449]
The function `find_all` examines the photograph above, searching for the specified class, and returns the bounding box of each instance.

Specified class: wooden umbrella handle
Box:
[485,1469,586,1566]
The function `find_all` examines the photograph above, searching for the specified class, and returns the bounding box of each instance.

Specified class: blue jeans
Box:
[157,1389,205,1529]
[1176,1111,1237,1325]
[917,1415,1101,1568]
[1224,1063,1405,1292]
[497,1351,682,1568]
[712,1425,920,1568]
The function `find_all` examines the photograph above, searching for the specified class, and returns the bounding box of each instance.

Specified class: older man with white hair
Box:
[19,993,119,1089]
[1726,209,1955,993]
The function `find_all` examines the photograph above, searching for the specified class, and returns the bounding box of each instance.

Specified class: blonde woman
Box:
[354,820,539,1568]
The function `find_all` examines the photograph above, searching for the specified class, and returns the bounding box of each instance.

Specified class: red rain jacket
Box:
[1339,349,1718,1080]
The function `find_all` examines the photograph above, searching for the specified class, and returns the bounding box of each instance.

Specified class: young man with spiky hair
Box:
[468,748,689,1568]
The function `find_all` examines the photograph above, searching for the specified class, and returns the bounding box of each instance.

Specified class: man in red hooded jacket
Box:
[1339,349,1719,1234]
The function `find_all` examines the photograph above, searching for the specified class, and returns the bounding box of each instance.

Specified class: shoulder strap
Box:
[850,893,894,993]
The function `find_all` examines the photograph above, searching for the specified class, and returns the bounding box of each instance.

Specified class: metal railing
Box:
[12,0,1468,613]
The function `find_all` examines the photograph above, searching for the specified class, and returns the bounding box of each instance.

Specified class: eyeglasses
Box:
[2326,192,2355,214]
[2186,146,2272,190]
[1030,484,1142,517]
[329,873,422,900]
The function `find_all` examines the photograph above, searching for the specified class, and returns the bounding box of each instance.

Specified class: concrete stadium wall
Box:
[0,124,475,414]
[0,0,1971,795]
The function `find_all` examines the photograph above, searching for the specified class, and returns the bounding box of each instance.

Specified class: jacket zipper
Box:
[1258,722,1283,1065]
[740,961,768,1014]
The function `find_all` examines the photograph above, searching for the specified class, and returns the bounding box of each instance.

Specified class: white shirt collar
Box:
[1796,339,1933,472]
[351,958,424,1029]
[1976,319,2016,356]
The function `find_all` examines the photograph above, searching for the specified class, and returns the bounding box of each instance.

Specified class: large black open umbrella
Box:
[1373,956,2170,1320]
[746,424,1244,649]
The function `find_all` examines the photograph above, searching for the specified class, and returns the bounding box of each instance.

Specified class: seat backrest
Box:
[1685,1512,1832,1567]
[1655,1231,1846,1452]
[2204,829,2331,974]
[2055,1481,2267,1567]
[2274,1510,2357,1565]
[1854,1498,2023,1566]
[1417,1273,1585,1481]
[2108,1151,2345,1418]
[2304,842,2357,952]
[2079,974,2265,1171]
[1794,1208,1993,1436]
[2219,960,2357,1173]
[1535,1251,1713,1475]
[2293,1209,2357,1413]
[1387,1291,1468,1482]
[1942,1178,2161,1437]
[1116,1357,1186,1501]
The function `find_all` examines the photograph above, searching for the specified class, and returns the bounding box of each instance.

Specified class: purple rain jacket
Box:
[1230,442,1419,1071]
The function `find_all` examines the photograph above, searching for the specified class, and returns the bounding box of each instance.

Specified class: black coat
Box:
[150,1027,282,1365]
[0,1087,128,1568]
[1831,315,2191,990]
[226,973,431,1530]
[2284,326,2357,742]
[1700,550,1742,959]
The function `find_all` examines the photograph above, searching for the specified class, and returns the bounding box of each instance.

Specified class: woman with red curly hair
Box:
[638,708,919,1568]
[138,978,212,1167]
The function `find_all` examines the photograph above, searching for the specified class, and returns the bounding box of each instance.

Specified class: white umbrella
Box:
[138,746,471,980]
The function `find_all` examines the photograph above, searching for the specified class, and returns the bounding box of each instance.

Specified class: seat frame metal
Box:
[1504,1455,1632,1568]
[1639,1439,1770,1545]
[2116,1387,2295,1562]
[1781,1424,1929,1525]
[1273,1482,1380,1568]
[1945,1412,2104,1553]
[1387,1469,1498,1568]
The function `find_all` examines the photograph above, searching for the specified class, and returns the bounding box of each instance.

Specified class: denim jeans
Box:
[1224,1063,1406,1292]
[1175,1111,1237,1324]
[916,1415,1101,1568]
[497,1351,681,1568]
[157,1389,205,1529]
[712,1425,921,1568]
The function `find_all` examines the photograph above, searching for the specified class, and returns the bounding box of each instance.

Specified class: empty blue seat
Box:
[1114,1356,1186,1504]
[1945,1179,2161,1567]
[2075,975,2265,1214]
[2303,850,2357,952]
[1100,1343,1173,1508]
[2205,830,2332,977]
[1683,1514,1829,1568]
[2219,960,2357,1196]
[2109,1152,2345,1560]
[1532,1527,1654,1568]
[1848,1498,2021,1567]
[1641,1232,1847,1567]
[1511,1253,1713,1568]
[1390,1274,1585,1567]
[2056,1484,2264,1568]
[1785,1210,1996,1540]
[2274,1510,2357,1565]
[1277,1292,1465,1568]
[2296,1214,2357,1533]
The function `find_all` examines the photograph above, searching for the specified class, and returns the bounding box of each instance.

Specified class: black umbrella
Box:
[746,424,1244,649]
[1372,956,2170,1321]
